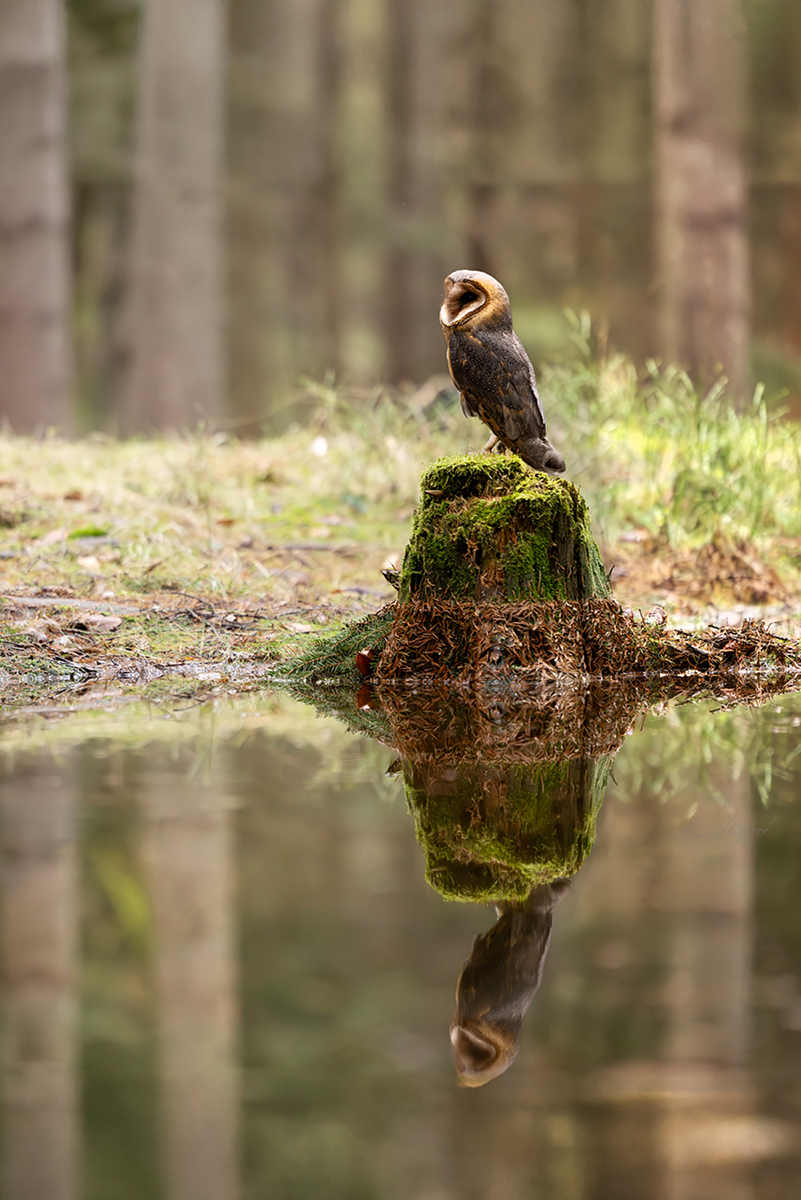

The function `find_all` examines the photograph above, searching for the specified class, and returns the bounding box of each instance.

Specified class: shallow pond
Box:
[1,683,801,1199]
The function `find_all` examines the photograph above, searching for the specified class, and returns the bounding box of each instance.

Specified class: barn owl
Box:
[440,269,565,473]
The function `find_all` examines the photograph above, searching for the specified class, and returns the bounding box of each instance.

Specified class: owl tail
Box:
[518,437,565,474]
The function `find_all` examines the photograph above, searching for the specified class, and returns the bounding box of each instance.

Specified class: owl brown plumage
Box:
[450,880,570,1088]
[440,270,565,473]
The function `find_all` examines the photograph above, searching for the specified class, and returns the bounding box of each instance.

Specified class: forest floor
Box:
[2,360,801,715]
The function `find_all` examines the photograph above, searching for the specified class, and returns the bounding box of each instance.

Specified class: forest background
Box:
[3,0,801,630]
[4,0,801,432]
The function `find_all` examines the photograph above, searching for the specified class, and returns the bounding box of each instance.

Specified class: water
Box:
[1,685,801,1199]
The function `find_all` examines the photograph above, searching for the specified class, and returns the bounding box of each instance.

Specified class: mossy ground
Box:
[0,429,408,704]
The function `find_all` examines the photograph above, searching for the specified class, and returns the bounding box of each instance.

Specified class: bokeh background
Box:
[3,0,801,434]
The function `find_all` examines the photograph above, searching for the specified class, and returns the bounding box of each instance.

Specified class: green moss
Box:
[400,454,610,603]
[67,524,111,539]
[270,605,396,687]
[405,755,612,903]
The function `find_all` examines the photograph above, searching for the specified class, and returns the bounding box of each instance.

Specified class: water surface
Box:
[1,687,801,1199]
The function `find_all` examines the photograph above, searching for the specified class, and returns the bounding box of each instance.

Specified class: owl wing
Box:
[447,343,478,417]
[448,328,547,441]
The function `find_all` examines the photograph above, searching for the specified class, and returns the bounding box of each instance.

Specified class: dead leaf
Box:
[72,613,122,632]
[52,635,78,650]
[76,555,102,574]
[285,622,313,633]
[63,490,83,501]
[40,527,67,545]
[22,625,48,643]
[619,528,651,546]
[319,514,352,527]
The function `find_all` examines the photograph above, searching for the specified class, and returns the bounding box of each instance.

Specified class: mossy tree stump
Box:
[371,454,613,682]
[399,455,610,603]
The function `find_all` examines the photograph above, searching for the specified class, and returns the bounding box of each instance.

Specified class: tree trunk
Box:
[142,771,239,1200]
[463,0,507,277]
[122,0,226,433]
[383,0,416,384]
[0,757,78,1200]
[0,0,73,433]
[311,0,344,379]
[653,0,751,401]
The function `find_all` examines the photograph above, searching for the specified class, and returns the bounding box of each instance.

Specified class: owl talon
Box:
[482,432,501,455]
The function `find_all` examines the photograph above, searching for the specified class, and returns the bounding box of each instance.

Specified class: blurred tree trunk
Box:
[122,0,226,433]
[464,0,507,277]
[142,772,239,1200]
[654,0,751,401]
[227,0,280,432]
[309,0,343,380]
[284,0,344,389]
[383,0,416,384]
[0,0,73,433]
[0,758,78,1200]
[782,186,801,356]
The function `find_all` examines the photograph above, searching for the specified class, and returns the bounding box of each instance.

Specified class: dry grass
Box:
[0,426,422,683]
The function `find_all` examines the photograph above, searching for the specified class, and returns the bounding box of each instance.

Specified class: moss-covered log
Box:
[400,455,610,602]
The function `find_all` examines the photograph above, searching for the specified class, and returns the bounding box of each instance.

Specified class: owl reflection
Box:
[450,880,570,1087]
[440,270,565,473]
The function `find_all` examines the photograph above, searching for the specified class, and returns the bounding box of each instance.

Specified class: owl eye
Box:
[460,291,479,306]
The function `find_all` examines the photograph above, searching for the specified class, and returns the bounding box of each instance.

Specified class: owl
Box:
[440,270,565,473]
[450,880,570,1087]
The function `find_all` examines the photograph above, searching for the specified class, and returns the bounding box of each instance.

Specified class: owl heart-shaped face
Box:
[440,278,487,326]
[439,270,511,329]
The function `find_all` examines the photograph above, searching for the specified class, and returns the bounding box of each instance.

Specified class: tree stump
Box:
[374,454,612,683]
[399,455,610,603]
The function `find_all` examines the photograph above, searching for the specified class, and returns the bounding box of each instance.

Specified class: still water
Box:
[1,684,801,1199]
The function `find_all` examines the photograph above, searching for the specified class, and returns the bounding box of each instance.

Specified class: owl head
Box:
[450,1019,520,1088]
[439,270,513,332]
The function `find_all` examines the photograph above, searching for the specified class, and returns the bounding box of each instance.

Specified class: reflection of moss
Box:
[278,681,394,743]
[405,756,611,903]
[400,455,610,603]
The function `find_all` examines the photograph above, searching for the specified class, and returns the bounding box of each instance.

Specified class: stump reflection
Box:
[379,680,646,1085]
[381,682,641,903]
